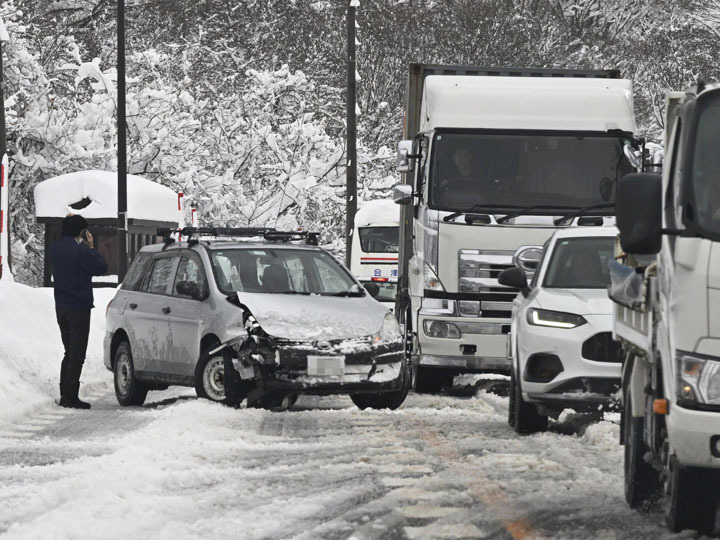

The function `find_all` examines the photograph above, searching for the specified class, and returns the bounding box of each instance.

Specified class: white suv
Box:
[499,227,621,433]
[104,228,409,410]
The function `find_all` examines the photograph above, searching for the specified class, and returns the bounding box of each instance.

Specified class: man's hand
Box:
[85,230,94,249]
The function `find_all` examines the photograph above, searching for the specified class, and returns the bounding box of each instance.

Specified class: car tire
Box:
[195,345,226,402]
[351,363,411,410]
[114,342,149,407]
[511,366,548,434]
[623,389,661,509]
[664,456,717,533]
[415,366,453,394]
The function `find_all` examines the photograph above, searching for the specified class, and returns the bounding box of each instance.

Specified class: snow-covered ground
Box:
[0,281,706,539]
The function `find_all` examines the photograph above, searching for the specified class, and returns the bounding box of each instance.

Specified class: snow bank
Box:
[33,170,179,223]
[0,281,115,424]
[355,199,398,228]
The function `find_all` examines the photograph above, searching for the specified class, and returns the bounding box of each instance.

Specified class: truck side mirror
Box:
[616,173,662,255]
[396,140,414,172]
[393,184,413,205]
[498,267,530,297]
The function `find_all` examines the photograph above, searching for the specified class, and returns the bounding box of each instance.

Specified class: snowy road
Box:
[0,383,691,540]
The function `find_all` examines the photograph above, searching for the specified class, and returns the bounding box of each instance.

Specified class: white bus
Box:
[351,200,399,310]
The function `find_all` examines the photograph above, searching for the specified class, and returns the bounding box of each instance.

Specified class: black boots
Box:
[58,397,91,409]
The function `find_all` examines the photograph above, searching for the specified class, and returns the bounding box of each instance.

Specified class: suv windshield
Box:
[358,227,399,253]
[543,237,615,289]
[210,248,359,295]
[691,95,720,236]
[429,131,633,213]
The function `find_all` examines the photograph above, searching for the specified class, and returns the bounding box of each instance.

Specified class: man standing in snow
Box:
[50,214,107,409]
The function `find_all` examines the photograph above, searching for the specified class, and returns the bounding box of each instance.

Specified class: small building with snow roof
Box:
[34,170,179,286]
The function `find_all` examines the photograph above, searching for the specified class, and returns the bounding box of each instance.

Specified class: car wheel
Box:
[114,342,149,406]
[664,456,717,533]
[195,345,225,402]
[623,389,660,509]
[511,367,548,434]
[415,366,453,394]
[351,363,411,410]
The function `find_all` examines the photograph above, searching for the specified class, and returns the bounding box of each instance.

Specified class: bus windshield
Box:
[429,131,634,214]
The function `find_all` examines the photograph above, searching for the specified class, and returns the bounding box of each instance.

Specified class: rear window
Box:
[121,252,153,291]
[542,237,615,289]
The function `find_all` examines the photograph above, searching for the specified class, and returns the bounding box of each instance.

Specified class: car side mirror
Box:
[498,267,530,297]
[396,140,414,172]
[616,173,662,255]
[363,282,380,298]
[393,184,413,205]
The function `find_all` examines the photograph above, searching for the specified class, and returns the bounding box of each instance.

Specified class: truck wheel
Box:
[415,366,453,394]
[664,456,717,533]
[114,342,149,406]
[511,367,548,434]
[195,345,225,402]
[351,363,411,410]
[623,389,660,509]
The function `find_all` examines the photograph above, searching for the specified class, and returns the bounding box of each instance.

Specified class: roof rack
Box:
[156,227,320,247]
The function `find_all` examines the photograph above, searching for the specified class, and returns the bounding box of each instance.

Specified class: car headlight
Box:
[676,351,720,406]
[373,313,402,344]
[526,308,586,329]
[423,319,461,339]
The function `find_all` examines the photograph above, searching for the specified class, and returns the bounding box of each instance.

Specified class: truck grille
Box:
[458,250,517,318]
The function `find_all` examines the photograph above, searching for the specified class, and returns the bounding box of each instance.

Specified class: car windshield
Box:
[210,247,360,295]
[691,95,720,236]
[429,131,633,213]
[358,227,399,253]
[542,237,615,289]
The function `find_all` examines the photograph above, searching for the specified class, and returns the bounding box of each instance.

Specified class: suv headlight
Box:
[676,351,720,406]
[526,308,586,329]
[373,313,402,344]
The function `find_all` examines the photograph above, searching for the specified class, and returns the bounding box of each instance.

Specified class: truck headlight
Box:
[423,319,461,339]
[373,313,402,344]
[526,308,586,329]
[676,351,720,406]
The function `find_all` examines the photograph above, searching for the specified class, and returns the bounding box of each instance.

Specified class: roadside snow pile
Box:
[0,281,114,424]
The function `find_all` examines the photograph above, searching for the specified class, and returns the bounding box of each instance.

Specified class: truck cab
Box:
[613,85,720,533]
[395,64,637,393]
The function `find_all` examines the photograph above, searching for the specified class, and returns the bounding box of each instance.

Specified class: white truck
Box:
[394,63,637,393]
[350,199,399,311]
[612,85,720,533]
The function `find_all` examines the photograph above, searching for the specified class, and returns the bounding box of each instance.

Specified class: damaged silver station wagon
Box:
[104,227,410,410]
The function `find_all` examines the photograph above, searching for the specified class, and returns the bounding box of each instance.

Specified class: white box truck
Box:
[612,85,720,533]
[394,64,638,393]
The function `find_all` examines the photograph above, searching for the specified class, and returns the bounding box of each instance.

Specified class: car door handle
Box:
[129,303,138,310]
[162,307,171,314]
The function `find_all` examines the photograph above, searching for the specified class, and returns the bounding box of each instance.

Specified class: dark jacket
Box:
[50,236,108,309]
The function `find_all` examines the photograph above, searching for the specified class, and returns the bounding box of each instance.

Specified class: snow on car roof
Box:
[33,170,178,223]
[354,199,399,227]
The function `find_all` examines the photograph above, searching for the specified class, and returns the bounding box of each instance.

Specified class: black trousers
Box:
[55,306,91,400]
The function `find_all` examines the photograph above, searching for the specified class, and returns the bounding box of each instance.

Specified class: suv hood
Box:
[534,288,612,316]
[237,293,388,341]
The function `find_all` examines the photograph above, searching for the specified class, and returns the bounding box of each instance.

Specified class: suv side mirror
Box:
[396,140,414,173]
[393,184,413,205]
[498,267,530,297]
[616,173,662,255]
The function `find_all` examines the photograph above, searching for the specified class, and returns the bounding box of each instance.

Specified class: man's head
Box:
[61,214,89,238]
[452,147,474,177]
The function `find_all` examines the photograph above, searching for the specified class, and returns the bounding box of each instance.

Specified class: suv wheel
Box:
[511,366,548,434]
[114,342,149,406]
[195,346,225,402]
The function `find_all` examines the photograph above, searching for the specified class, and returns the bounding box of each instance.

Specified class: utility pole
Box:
[345,0,358,266]
[117,0,128,282]
[0,17,11,281]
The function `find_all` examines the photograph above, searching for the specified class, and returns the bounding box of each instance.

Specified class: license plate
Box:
[307,355,345,376]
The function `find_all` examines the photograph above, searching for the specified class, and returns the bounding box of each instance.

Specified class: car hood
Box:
[236,292,389,341]
[534,288,612,316]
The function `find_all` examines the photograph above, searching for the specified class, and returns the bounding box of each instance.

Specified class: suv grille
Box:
[582,332,622,362]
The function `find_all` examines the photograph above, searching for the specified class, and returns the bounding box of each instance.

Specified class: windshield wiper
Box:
[552,203,615,225]
[495,205,577,224]
[443,204,525,223]
[328,288,365,297]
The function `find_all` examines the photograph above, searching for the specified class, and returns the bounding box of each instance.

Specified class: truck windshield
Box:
[429,131,633,213]
[542,237,615,289]
[358,227,399,253]
[691,96,720,236]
